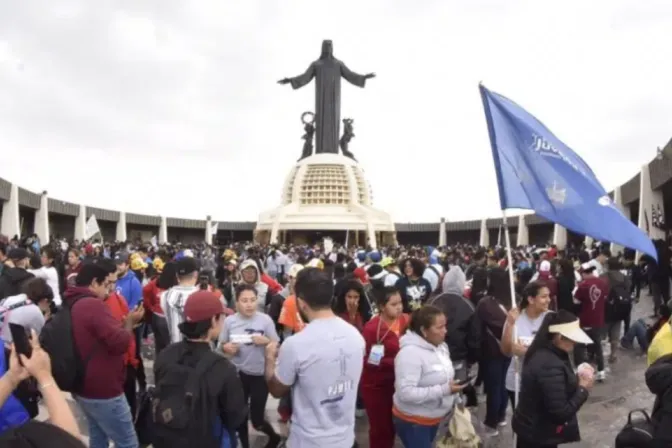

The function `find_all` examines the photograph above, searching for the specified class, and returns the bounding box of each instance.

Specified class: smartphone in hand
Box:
[9,323,33,366]
[455,374,476,386]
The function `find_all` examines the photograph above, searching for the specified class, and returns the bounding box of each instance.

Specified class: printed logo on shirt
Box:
[321,349,356,421]
[589,284,602,310]
[406,285,427,310]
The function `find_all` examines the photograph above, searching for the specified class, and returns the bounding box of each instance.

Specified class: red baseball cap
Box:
[184,290,225,322]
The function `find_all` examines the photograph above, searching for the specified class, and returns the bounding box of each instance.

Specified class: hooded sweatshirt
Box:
[392,331,455,424]
[160,284,200,344]
[0,268,34,300]
[429,267,480,363]
[238,260,270,314]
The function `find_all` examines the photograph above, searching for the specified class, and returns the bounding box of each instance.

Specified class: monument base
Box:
[255,153,396,248]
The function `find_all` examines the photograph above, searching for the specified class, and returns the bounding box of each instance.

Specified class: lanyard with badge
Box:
[368,317,396,366]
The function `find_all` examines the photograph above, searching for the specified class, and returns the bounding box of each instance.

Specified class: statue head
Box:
[320,40,333,59]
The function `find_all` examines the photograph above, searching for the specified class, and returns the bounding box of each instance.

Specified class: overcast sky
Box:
[1,0,671,223]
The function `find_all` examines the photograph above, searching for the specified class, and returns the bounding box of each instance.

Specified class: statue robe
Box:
[289,57,367,155]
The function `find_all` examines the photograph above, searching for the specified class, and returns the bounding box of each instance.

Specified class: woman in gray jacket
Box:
[392,305,466,447]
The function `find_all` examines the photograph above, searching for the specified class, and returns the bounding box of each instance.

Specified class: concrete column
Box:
[205,215,213,245]
[638,163,665,240]
[516,215,529,246]
[366,221,377,249]
[0,182,20,238]
[438,217,447,246]
[611,186,630,254]
[158,216,168,244]
[116,211,127,242]
[34,191,50,244]
[74,204,87,241]
[552,224,567,250]
[479,219,489,247]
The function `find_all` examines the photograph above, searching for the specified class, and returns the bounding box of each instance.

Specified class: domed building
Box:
[255,153,396,248]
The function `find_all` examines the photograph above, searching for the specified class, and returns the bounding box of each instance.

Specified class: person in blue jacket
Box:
[114,251,142,309]
[114,251,147,393]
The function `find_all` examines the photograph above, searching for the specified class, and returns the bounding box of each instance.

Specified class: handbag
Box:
[614,409,654,448]
[436,403,482,448]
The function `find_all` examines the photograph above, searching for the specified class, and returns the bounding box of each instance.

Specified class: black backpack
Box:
[606,282,632,322]
[151,352,223,448]
[39,296,95,392]
[615,409,655,448]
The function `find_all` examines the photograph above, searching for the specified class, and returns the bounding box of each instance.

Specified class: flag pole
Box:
[501,209,519,447]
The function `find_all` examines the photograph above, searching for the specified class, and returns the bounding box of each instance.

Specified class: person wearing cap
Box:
[114,252,142,310]
[512,310,594,446]
[0,247,35,300]
[160,257,202,344]
[154,290,247,448]
[114,251,146,394]
[573,262,609,382]
[380,257,402,287]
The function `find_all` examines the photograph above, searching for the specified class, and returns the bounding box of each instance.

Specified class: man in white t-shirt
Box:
[265,268,365,448]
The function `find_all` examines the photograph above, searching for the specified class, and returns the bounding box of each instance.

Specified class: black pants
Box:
[508,390,516,409]
[124,365,137,417]
[133,327,147,390]
[574,327,605,372]
[151,313,170,356]
[237,372,279,448]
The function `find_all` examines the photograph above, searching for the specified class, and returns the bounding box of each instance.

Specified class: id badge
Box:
[368,344,385,366]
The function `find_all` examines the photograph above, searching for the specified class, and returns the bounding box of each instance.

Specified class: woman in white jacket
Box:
[392,305,466,447]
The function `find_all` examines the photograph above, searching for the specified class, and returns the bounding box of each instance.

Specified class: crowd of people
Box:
[0,232,671,447]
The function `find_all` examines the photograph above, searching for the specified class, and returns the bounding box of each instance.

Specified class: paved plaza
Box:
[37,294,657,447]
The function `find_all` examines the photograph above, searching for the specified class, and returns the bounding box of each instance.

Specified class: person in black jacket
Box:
[512,310,595,447]
[0,248,35,300]
[153,290,247,448]
[645,353,672,446]
[429,265,480,407]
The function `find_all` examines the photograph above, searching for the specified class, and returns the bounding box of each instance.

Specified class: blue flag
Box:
[479,84,657,259]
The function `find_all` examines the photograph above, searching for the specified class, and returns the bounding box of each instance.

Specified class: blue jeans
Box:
[75,394,139,448]
[482,356,511,428]
[393,417,439,448]
[621,318,648,352]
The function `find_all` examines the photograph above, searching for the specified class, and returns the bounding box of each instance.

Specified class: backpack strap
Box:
[184,353,221,400]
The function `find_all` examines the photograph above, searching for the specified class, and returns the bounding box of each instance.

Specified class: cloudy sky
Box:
[1,0,671,223]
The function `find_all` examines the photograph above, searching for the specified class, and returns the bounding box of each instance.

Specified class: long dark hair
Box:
[333,280,371,321]
[487,267,513,309]
[523,310,578,367]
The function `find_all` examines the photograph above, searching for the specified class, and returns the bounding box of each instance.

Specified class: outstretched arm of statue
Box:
[340,62,373,88]
[279,63,316,89]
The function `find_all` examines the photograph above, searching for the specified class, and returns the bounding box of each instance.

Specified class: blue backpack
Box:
[0,345,29,432]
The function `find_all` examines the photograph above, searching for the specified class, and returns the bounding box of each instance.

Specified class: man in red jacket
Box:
[573,262,609,382]
[66,260,144,448]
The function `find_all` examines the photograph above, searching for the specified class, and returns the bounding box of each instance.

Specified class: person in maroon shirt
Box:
[66,259,144,448]
[573,263,610,381]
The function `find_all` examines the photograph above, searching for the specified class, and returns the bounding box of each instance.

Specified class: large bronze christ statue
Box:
[278,40,375,155]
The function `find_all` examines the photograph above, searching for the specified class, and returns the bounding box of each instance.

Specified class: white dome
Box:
[281,153,373,207]
[256,153,395,247]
